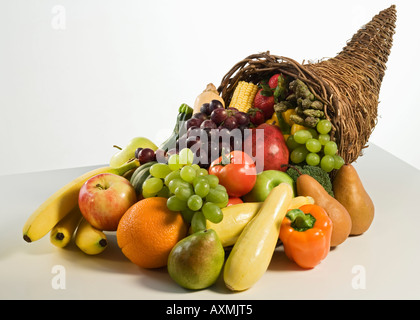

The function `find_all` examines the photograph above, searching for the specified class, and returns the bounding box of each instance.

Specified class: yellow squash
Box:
[193,83,225,114]
[208,196,314,247]
[223,183,293,291]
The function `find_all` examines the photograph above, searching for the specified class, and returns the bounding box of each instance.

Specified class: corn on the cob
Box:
[228,81,258,113]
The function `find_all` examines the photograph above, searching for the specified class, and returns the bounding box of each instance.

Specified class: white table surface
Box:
[1,143,419,300]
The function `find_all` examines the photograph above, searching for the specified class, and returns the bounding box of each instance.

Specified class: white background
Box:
[1,0,419,176]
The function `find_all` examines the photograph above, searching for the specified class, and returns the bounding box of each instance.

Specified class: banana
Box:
[74,218,108,255]
[208,196,315,247]
[50,206,83,248]
[223,183,293,292]
[22,160,139,243]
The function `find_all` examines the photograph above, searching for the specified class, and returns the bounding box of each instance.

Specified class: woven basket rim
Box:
[217,5,397,164]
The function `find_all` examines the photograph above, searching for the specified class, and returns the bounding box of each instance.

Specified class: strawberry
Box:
[269,73,288,100]
[247,108,265,126]
[253,88,275,120]
[268,74,281,89]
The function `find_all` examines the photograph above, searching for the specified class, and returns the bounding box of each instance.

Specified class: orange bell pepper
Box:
[279,204,332,269]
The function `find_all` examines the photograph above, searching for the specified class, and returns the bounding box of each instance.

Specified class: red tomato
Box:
[209,151,257,197]
[227,197,243,207]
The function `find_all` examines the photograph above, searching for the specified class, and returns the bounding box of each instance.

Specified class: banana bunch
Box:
[22,160,139,255]
[50,206,83,248]
[74,217,108,255]
[49,206,108,255]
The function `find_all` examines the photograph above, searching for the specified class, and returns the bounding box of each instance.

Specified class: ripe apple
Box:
[243,170,295,202]
[78,173,137,231]
[243,123,289,173]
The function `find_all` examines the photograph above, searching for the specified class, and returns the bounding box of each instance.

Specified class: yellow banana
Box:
[208,196,314,247]
[223,183,293,292]
[74,218,108,255]
[22,160,139,243]
[50,206,83,248]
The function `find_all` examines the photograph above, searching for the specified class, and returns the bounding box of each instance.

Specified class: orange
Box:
[116,197,187,269]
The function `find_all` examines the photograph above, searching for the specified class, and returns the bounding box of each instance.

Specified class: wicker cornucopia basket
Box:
[218,5,397,165]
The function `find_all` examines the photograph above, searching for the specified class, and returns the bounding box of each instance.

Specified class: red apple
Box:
[78,173,137,231]
[243,123,289,173]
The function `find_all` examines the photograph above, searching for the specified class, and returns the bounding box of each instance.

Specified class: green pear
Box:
[167,229,224,290]
[109,137,157,168]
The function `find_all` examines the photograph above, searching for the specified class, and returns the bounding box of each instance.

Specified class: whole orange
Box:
[116,197,187,269]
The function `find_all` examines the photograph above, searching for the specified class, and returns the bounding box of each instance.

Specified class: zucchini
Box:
[130,161,156,195]
[159,103,193,152]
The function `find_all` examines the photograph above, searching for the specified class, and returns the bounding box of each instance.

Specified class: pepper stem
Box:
[286,209,316,232]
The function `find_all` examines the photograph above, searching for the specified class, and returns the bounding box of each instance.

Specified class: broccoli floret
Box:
[286,165,334,197]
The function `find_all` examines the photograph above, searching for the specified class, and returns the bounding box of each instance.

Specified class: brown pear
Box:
[332,164,374,235]
[297,174,352,247]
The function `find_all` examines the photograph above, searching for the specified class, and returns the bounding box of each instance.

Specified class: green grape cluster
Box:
[286,119,344,173]
[142,148,228,232]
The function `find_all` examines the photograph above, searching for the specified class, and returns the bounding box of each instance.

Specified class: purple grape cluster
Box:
[175,100,251,168]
